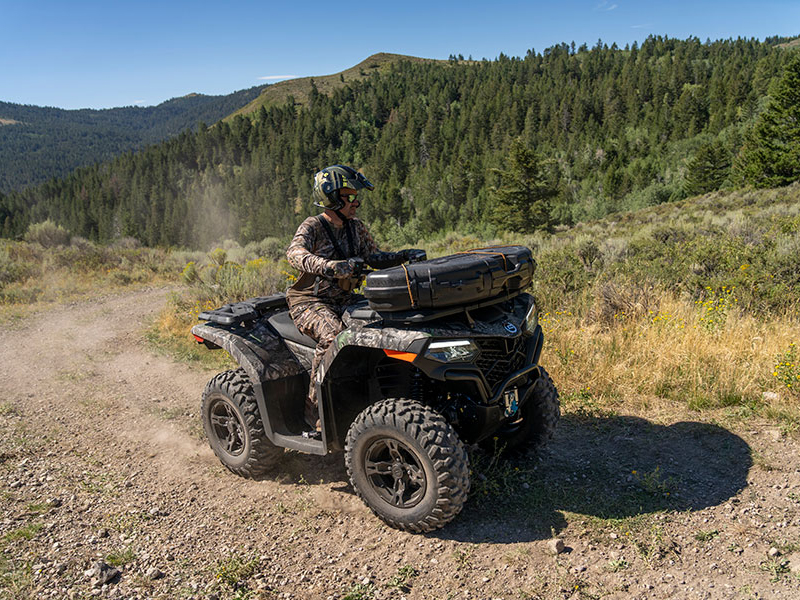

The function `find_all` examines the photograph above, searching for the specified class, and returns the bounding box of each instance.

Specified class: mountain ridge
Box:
[0,86,266,192]
[226,53,442,120]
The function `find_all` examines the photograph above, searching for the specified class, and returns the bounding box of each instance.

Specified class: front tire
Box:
[481,367,560,454]
[201,368,281,478]
[345,399,469,533]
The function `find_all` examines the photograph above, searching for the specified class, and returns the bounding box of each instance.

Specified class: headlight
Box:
[523,301,538,333]
[424,340,480,363]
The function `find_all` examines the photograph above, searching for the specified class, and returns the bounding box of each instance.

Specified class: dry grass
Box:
[146,245,293,369]
[0,239,182,320]
[545,293,800,427]
[145,293,235,370]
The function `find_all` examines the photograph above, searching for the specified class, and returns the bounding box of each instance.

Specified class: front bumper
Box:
[426,325,545,443]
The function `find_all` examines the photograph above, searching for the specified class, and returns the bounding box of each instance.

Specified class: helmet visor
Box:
[352,172,374,191]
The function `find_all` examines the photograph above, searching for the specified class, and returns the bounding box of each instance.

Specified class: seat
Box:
[268,311,317,348]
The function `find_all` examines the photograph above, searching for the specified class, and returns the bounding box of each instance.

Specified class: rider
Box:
[286,165,424,431]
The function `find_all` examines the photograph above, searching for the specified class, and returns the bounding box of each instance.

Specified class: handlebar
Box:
[348,249,427,278]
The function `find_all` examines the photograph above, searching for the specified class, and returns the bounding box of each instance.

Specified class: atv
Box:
[191,246,559,532]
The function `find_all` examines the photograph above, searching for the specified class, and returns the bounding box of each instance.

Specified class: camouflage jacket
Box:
[286,214,405,307]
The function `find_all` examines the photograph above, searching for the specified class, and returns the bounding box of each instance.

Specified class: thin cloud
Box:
[258,75,299,81]
[631,24,651,29]
[595,1,619,10]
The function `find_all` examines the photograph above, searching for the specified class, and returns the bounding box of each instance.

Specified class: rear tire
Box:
[481,367,560,454]
[345,399,469,533]
[201,368,281,478]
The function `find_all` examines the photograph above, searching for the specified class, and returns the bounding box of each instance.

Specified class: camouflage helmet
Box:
[312,165,374,210]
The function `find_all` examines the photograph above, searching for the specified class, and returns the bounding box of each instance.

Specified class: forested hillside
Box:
[2,35,798,249]
[0,85,264,192]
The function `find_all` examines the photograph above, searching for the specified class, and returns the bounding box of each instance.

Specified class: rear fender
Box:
[191,320,308,443]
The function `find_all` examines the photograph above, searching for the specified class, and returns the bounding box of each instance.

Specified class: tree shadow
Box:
[435,414,752,544]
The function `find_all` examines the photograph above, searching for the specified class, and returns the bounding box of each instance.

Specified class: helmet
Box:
[312,165,374,210]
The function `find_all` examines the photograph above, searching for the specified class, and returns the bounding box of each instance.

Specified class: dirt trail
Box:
[1,287,799,599]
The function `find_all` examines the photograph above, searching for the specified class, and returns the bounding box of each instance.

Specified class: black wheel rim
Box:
[364,437,427,509]
[209,398,246,457]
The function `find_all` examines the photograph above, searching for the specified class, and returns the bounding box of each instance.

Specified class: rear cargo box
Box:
[364,246,535,312]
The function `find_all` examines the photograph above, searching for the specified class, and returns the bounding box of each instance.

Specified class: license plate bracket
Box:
[503,387,519,417]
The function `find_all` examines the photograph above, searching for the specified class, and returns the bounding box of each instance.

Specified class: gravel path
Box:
[1,287,799,599]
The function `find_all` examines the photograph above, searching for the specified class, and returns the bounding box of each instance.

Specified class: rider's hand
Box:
[401,249,427,263]
[347,257,365,276]
[326,259,363,279]
[327,260,354,279]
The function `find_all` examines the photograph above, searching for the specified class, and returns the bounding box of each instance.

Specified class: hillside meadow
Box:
[2,184,798,431]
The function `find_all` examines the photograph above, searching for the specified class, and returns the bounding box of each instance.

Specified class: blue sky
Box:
[1,0,798,110]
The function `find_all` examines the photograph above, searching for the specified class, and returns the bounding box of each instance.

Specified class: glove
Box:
[401,249,427,263]
[325,257,364,279]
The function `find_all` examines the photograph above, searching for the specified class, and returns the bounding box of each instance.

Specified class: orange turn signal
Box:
[383,349,417,363]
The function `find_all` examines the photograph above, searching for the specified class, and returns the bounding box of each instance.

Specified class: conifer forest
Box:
[2,35,799,250]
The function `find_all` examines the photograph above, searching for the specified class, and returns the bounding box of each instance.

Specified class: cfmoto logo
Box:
[503,322,518,334]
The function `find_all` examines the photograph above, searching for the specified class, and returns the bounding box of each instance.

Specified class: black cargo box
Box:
[364,246,535,312]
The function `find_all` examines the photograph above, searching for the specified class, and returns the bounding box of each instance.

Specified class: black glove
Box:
[347,257,366,277]
[401,249,427,263]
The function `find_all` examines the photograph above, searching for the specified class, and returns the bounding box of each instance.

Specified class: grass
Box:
[0,558,33,599]
[759,558,791,582]
[342,582,377,600]
[211,554,261,598]
[0,521,44,598]
[105,547,136,567]
[146,244,296,370]
[15,184,788,436]
[385,565,418,592]
[2,523,43,543]
[695,529,720,542]
[452,546,474,570]
[0,236,183,320]
[541,294,800,425]
[25,502,50,515]
[606,558,629,572]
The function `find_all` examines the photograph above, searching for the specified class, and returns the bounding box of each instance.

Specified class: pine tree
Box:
[736,54,800,188]
[488,139,558,233]
[684,141,730,195]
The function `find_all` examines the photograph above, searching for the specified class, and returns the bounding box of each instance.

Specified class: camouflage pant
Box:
[288,301,347,422]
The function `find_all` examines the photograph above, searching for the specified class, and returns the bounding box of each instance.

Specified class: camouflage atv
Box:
[191,247,559,532]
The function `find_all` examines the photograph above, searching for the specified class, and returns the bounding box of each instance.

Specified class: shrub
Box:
[588,279,659,327]
[69,236,95,251]
[52,244,119,272]
[208,248,227,266]
[182,261,199,284]
[695,286,738,332]
[243,237,288,262]
[112,237,141,249]
[0,245,32,287]
[182,255,292,306]
[24,220,71,248]
[773,343,799,395]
